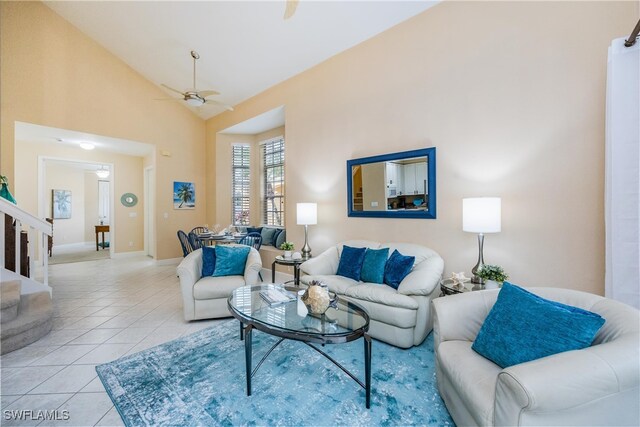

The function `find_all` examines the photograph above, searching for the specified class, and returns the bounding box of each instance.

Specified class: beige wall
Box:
[45,163,86,246]
[361,163,386,211]
[14,140,145,254]
[1,1,206,260]
[207,1,638,295]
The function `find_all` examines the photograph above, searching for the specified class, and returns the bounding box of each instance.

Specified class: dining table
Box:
[196,232,247,246]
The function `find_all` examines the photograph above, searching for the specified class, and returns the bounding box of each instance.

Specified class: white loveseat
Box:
[177,246,262,321]
[300,240,444,348]
[432,287,640,426]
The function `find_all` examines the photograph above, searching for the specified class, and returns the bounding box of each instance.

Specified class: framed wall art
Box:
[52,189,72,219]
[173,181,195,210]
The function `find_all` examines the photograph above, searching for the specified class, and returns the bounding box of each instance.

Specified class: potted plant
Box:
[280,241,294,258]
[477,265,508,289]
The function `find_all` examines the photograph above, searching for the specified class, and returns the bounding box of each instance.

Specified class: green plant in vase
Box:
[476,265,508,288]
[280,241,294,258]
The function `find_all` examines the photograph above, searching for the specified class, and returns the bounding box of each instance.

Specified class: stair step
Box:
[1,280,21,324]
[1,291,53,355]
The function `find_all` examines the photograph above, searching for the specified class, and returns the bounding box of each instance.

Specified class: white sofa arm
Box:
[495,335,640,426]
[397,255,444,296]
[300,246,339,276]
[244,247,262,285]
[176,249,203,321]
[432,289,499,350]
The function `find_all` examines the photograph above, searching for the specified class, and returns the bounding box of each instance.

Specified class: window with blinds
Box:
[232,144,251,225]
[261,137,285,226]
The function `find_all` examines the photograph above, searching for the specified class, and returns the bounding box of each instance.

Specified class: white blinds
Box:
[232,144,251,225]
[261,137,285,226]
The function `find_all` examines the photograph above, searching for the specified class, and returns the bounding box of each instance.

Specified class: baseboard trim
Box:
[155,257,182,266]
[111,251,145,259]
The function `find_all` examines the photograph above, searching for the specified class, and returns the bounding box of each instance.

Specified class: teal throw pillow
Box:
[360,248,389,284]
[213,245,250,277]
[275,229,286,249]
[271,229,283,246]
[201,247,216,277]
[260,228,277,247]
[247,227,262,235]
[336,245,367,281]
[472,282,606,368]
[383,249,415,289]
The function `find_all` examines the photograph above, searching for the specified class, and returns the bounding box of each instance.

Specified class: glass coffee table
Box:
[227,284,372,408]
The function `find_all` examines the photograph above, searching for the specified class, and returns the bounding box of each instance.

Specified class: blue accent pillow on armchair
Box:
[383,249,415,289]
[201,247,216,277]
[336,245,367,281]
[472,282,605,368]
[213,245,250,277]
[360,248,389,284]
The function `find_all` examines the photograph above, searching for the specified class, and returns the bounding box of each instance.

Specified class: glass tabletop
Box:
[228,284,369,342]
[274,256,304,265]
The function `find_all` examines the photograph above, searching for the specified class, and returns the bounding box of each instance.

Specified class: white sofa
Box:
[176,246,262,321]
[432,287,640,426]
[300,240,444,348]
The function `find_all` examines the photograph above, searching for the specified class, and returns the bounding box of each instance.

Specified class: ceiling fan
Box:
[157,50,233,111]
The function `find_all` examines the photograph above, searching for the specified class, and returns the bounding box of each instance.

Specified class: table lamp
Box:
[463,197,501,284]
[297,203,317,260]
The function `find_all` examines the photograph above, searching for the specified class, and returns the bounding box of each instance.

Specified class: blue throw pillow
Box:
[271,229,283,247]
[260,228,277,247]
[201,247,216,277]
[361,248,389,284]
[336,245,367,281]
[472,282,606,368]
[383,249,415,289]
[275,229,286,249]
[247,227,262,234]
[213,245,250,277]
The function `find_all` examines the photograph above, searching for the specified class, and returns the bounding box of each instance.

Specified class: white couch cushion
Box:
[343,283,418,310]
[193,276,245,300]
[302,274,359,294]
[438,340,500,426]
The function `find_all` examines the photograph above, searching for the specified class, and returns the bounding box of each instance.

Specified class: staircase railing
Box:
[0,197,52,293]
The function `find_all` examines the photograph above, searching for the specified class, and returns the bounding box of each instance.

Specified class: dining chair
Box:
[188,231,203,250]
[190,226,208,235]
[239,232,263,281]
[177,230,193,257]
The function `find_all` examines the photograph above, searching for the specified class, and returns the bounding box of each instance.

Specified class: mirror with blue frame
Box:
[347,148,436,219]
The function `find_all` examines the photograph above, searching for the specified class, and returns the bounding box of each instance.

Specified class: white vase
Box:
[485,280,501,289]
[284,250,292,259]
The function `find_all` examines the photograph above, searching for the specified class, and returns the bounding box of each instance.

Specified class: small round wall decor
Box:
[121,193,138,207]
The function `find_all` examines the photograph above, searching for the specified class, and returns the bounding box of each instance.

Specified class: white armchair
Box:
[432,287,640,426]
[176,246,262,321]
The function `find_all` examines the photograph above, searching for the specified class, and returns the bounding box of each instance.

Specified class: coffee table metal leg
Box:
[272,261,276,284]
[239,321,244,341]
[364,334,372,409]
[245,324,253,396]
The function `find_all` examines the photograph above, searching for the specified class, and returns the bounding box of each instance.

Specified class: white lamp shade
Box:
[297,203,317,225]
[463,197,501,233]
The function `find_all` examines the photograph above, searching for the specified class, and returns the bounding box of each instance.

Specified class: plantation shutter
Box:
[261,137,285,226]
[232,144,251,225]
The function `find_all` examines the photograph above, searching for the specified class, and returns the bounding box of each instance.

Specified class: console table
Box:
[95,225,109,251]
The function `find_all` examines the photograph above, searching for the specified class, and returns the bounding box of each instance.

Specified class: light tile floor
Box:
[1,256,226,426]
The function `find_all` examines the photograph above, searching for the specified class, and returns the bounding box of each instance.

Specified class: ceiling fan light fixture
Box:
[185,96,204,107]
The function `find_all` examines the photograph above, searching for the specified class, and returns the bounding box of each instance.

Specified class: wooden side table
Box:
[95,225,109,251]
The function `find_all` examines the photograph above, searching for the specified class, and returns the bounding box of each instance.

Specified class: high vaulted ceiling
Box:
[44,1,438,120]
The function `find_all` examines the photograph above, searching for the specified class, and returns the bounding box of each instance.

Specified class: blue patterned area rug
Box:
[96,320,453,426]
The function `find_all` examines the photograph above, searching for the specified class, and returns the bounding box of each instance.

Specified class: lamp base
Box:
[301,224,312,260]
[471,233,485,284]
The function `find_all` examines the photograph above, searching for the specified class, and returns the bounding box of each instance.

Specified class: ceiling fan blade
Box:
[161,83,186,96]
[204,99,234,111]
[284,0,298,20]
[197,90,220,98]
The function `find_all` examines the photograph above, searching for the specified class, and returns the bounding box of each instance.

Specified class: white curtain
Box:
[605,36,640,309]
